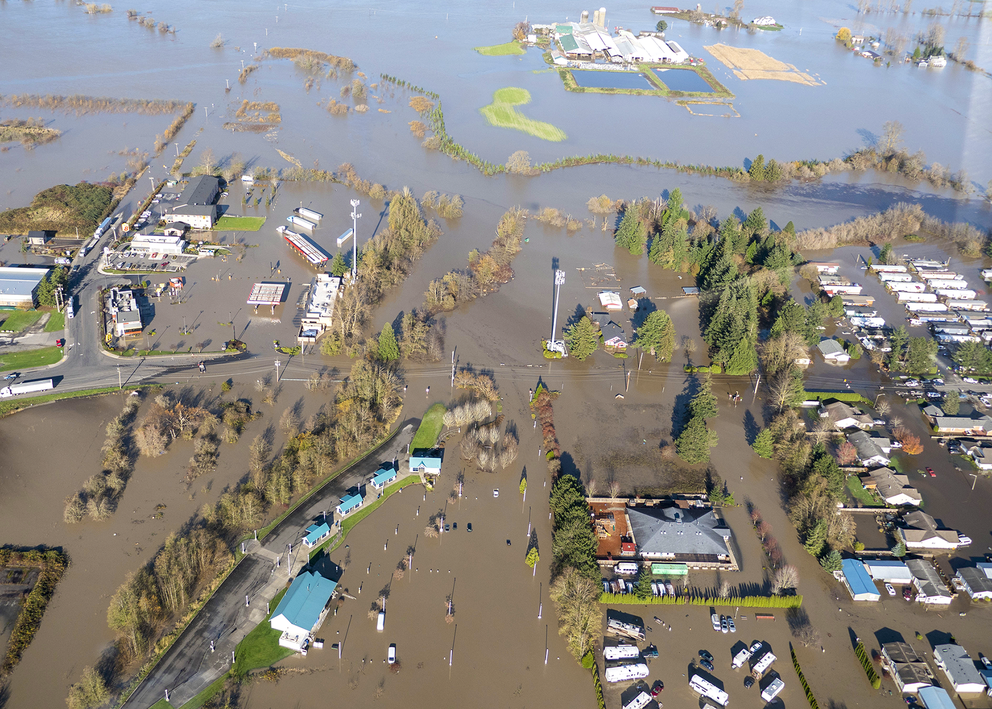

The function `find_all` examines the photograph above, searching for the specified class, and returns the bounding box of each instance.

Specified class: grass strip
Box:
[0,345,63,372]
[0,385,145,418]
[480,87,566,142]
[233,588,291,677]
[410,402,446,450]
[474,41,526,56]
[0,310,44,332]
[309,477,421,560]
[805,391,872,404]
[43,311,65,332]
[213,215,266,231]
[846,476,885,508]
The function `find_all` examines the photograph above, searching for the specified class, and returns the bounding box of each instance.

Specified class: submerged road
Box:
[122,421,416,709]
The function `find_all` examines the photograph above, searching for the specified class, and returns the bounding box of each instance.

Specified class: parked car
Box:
[885,583,896,596]
[493,488,499,498]
[651,680,664,696]
[964,377,978,384]
[444,524,450,532]
[699,650,713,662]
[720,616,729,634]
[387,643,396,664]
[903,588,913,601]
[467,523,472,532]
[926,467,936,478]
[452,522,457,530]
[700,658,715,672]
[727,618,736,633]
[744,676,755,688]
[981,655,991,670]
[56,339,65,347]
[711,614,721,632]
[643,645,659,658]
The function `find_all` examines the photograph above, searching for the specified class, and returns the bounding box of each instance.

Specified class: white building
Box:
[818,339,851,363]
[956,567,992,600]
[300,273,342,334]
[899,511,967,551]
[269,570,337,651]
[906,559,953,605]
[864,559,913,584]
[0,266,49,308]
[128,234,187,256]
[933,644,986,694]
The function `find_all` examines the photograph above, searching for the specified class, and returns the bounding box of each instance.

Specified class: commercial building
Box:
[624,501,736,570]
[409,454,442,477]
[863,468,922,506]
[933,644,986,693]
[934,415,992,436]
[906,558,953,605]
[299,274,342,334]
[127,234,188,256]
[881,642,933,693]
[898,511,967,551]
[598,291,623,310]
[956,567,992,600]
[246,282,287,315]
[166,175,221,229]
[839,558,881,601]
[269,570,337,651]
[107,288,143,337]
[0,266,49,308]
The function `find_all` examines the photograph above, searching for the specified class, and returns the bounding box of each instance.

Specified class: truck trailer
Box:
[0,379,54,398]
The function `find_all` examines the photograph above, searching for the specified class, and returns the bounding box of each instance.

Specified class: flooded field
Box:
[570,70,656,90]
[653,67,716,92]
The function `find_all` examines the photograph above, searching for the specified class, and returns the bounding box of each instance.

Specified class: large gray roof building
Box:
[625,503,735,569]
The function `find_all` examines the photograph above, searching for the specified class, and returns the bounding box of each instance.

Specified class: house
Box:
[933,644,986,694]
[934,415,992,436]
[809,262,840,275]
[301,522,331,548]
[841,294,875,307]
[336,492,364,517]
[956,567,992,600]
[863,468,922,506]
[817,339,851,363]
[922,404,945,423]
[601,321,628,350]
[820,401,873,430]
[918,687,958,709]
[162,223,188,237]
[624,503,736,570]
[930,55,947,67]
[370,466,398,490]
[906,559,953,605]
[864,559,913,584]
[847,430,891,467]
[969,446,992,471]
[409,454,442,476]
[0,266,49,308]
[839,558,880,601]
[850,35,866,45]
[26,230,50,245]
[881,642,933,693]
[269,570,337,651]
[898,511,967,551]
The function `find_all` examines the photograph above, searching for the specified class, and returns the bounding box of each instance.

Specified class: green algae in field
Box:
[474,41,525,56]
[479,87,566,142]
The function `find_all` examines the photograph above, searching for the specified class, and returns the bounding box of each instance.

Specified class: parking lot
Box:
[103,250,196,273]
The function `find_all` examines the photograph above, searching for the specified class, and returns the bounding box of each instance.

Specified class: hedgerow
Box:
[855,642,882,689]
[791,645,820,709]
[599,593,802,608]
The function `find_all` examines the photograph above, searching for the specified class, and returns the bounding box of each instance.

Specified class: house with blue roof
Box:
[371,466,398,490]
[409,453,442,476]
[838,558,881,601]
[269,570,338,651]
[301,522,331,548]
[336,492,364,516]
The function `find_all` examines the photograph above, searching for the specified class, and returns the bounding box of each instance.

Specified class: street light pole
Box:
[350,199,361,281]
[275,359,282,383]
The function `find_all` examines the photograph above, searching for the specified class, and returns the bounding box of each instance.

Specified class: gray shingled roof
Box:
[627,506,731,558]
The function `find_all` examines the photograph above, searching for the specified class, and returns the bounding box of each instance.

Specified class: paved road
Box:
[123,421,416,709]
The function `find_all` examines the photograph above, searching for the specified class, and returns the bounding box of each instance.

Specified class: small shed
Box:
[337,492,364,516]
[598,291,623,311]
[839,558,880,601]
[370,466,398,490]
[302,522,331,548]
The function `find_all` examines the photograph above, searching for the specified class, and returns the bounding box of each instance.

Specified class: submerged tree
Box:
[633,310,675,362]
[614,204,647,256]
[564,316,599,361]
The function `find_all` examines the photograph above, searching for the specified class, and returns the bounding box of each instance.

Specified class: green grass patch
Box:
[0,345,62,372]
[411,402,446,451]
[233,588,292,677]
[149,700,175,709]
[474,41,525,56]
[43,311,65,332]
[805,391,872,405]
[846,476,885,507]
[309,477,421,560]
[0,310,44,332]
[177,674,226,709]
[480,87,566,142]
[213,215,266,231]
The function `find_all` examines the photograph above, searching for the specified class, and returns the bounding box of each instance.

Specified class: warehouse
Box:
[839,558,880,601]
[0,266,49,308]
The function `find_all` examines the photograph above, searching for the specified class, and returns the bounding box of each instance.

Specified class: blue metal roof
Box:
[372,468,397,486]
[338,493,363,513]
[270,571,337,633]
[303,523,330,546]
[918,687,958,709]
[841,558,879,599]
[409,455,441,471]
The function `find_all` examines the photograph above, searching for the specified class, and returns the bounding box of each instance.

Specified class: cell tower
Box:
[546,269,568,357]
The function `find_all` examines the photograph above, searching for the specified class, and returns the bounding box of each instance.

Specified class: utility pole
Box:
[752,372,761,403]
[275,359,282,383]
[550,269,565,343]
[350,199,361,281]
[117,366,122,390]
[450,350,455,388]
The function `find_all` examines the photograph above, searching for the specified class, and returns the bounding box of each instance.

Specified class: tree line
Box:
[0,548,69,677]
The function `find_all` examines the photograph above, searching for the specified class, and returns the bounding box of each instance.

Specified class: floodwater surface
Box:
[653,67,715,93]
[570,70,655,90]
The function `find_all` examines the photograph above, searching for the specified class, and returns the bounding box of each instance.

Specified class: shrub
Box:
[598,593,803,608]
[792,646,820,709]
[855,642,882,689]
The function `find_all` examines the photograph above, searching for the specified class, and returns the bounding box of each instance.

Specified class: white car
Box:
[387,643,396,664]
[493,488,499,498]
[885,583,896,596]
[711,613,721,632]
[728,618,736,633]
[963,377,978,384]
[981,655,991,670]
[721,616,729,634]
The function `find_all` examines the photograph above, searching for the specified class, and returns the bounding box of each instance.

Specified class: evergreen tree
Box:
[702,235,738,291]
[890,541,907,558]
[676,415,718,464]
[765,159,783,182]
[564,316,600,361]
[904,337,938,374]
[888,325,909,369]
[36,273,55,307]
[819,549,842,572]
[752,428,774,458]
[378,322,400,361]
[742,207,768,239]
[329,252,349,277]
[633,310,675,361]
[802,519,828,557]
[942,392,960,415]
[748,154,766,181]
[635,568,654,599]
[614,205,647,256]
[704,278,758,375]
[770,299,809,340]
[878,243,894,265]
[828,295,844,317]
[782,221,795,236]
[954,340,992,374]
[806,301,829,346]
[690,373,718,419]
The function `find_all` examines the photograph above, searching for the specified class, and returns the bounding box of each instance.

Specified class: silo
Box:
[592,9,601,26]
[581,9,589,23]
[599,7,606,27]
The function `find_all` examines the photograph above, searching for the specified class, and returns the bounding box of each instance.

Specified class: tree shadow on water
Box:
[743,409,760,445]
